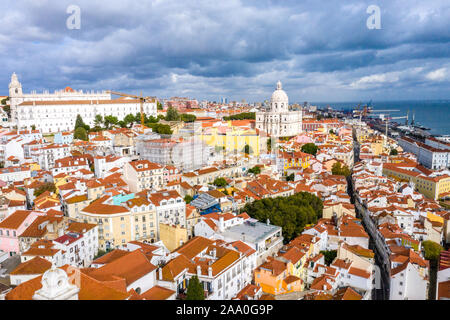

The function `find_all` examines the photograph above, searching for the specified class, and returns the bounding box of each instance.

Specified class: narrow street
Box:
[347,132,389,300]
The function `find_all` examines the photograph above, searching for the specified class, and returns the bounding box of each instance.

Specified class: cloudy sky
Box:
[1,0,449,103]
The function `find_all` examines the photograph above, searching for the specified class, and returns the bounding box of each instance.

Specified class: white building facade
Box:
[8,73,157,133]
[256,81,302,137]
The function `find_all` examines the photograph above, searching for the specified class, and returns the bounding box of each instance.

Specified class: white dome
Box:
[270,81,289,113]
[41,267,69,291]
[34,266,80,300]
[270,80,289,104]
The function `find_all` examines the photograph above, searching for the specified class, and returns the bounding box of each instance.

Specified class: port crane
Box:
[384,113,408,137]
[106,90,156,134]
[371,109,400,113]
[353,101,375,119]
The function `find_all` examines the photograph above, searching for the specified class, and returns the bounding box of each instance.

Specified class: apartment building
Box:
[123,160,164,193]
[398,136,450,170]
[157,237,253,300]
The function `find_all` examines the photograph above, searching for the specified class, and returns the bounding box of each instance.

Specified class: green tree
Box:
[181,113,197,122]
[186,276,205,300]
[267,138,272,152]
[301,143,318,156]
[146,115,159,124]
[248,166,261,175]
[74,114,86,131]
[157,101,163,111]
[74,127,88,141]
[2,105,10,118]
[31,125,36,131]
[165,106,180,121]
[124,113,136,126]
[329,129,335,134]
[320,250,337,266]
[94,114,103,127]
[243,144,252,155]
[242,192,323,241]
[422,240,444,261]
[34,182,56,197]
[286,173,295,181]
[184,195,194,204]
[213,177,227,187]
[331,161,351,177]
[104,115,119,129]
[390,148,398,156]
[223,112,255,121]
[147,123,172,135]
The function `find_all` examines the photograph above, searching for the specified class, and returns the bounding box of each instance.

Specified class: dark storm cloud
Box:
[0,0,449,101]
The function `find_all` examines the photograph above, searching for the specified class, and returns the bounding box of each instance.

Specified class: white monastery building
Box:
[256,81,302,137]
[8,73,157,133]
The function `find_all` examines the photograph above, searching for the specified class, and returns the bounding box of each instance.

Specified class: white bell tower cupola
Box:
[33,266,79,300]
[270,80,289,113]
[9,73,23,97]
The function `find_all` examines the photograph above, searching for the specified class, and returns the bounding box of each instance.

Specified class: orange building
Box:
[254,258,302,295]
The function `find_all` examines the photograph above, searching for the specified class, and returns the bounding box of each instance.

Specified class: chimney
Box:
[208,266,212,277]
[218,217,225,232]
[158,268,162,280]
[197,265,201,276]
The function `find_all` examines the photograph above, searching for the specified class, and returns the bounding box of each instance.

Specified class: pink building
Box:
[293,134,314,144]
[0,210,45,256]
[164,165,181,183]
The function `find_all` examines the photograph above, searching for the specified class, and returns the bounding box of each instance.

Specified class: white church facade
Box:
[8,73,157,133]
[256,81,302,137]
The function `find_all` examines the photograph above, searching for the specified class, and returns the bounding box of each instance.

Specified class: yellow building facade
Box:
[159,223,188,251]
[200,123,265,156]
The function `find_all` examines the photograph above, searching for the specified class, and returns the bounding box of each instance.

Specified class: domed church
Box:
[256,81,302,137]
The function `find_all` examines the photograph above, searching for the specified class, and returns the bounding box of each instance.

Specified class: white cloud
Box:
[349,72,400,89]
[170,73,178,83]
[425,68,447,81]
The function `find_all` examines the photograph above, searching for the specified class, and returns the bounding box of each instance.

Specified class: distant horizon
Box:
[310,98,450,104]
[2,83,449,105]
